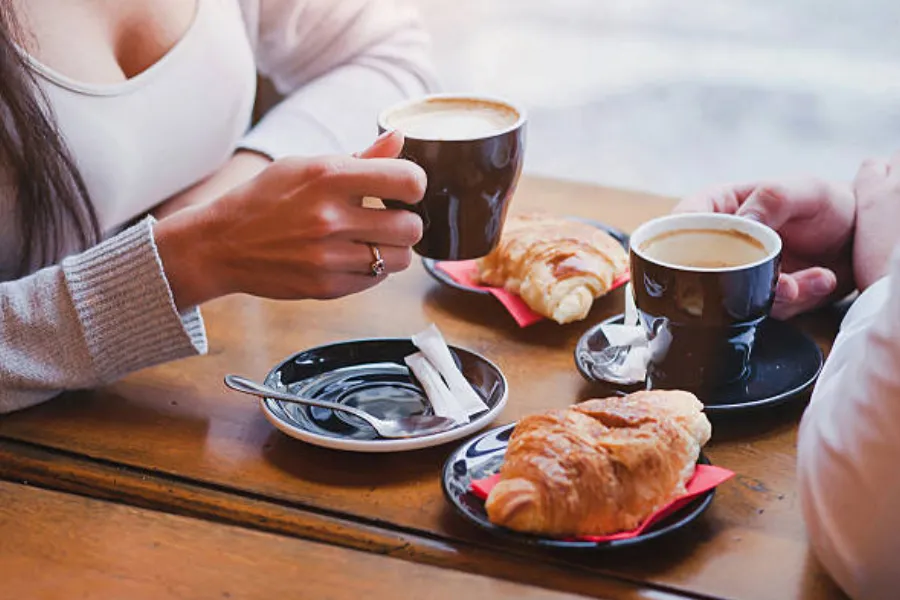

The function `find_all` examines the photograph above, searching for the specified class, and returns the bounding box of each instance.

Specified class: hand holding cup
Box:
[673,179,855,319]
[155,133,426,309]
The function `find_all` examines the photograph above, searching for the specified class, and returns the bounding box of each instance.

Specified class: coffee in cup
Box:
[628,213,782,396]
[639,228,769,269]
[378,94,527,261]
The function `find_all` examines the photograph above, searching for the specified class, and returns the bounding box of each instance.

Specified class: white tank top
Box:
[0,0,257,275]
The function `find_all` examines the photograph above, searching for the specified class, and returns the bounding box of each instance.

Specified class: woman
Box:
[676,153,900,600]
[0,0,437,413]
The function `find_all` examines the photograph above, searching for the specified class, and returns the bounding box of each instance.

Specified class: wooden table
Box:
[0,480,595,600]
[0,176,848,600]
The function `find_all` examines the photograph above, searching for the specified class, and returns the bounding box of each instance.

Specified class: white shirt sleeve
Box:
[236,0,439,159]
[797,247,900,600]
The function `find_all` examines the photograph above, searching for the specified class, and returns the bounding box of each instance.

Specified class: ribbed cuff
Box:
[62,217,208,383]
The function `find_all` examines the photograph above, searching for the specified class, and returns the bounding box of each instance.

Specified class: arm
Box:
[797,250,900,600]
[1,141,425,413]
[154,0,436,219]
[0,219,206,414]
[154,0,435,218]
[237,0,439,159]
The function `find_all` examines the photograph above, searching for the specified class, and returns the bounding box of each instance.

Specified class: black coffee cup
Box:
[377,94,527,261]
[629,213,782,396]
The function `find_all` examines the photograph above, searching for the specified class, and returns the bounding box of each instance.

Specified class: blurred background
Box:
[415,0,900,198]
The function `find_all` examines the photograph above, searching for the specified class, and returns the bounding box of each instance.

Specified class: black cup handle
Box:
[382,199,416,212]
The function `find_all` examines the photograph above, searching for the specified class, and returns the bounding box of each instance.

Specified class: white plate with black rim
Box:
[260,338,508,453]
[441,423,715,549]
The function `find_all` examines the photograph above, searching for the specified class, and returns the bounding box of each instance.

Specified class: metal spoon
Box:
[223,374,458,439]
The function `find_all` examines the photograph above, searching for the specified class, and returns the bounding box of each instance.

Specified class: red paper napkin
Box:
[470,464,734,542]
[436,260,631,328]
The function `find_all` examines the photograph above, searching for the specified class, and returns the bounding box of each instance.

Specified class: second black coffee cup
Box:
[378,94,527,261]
[629,213,782,397]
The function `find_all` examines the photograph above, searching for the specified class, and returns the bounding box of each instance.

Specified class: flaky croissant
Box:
[484,390,712,537]
[477,213,628,324]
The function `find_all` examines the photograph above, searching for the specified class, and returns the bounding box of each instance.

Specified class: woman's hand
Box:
[154,132,425,310]
[853,152,900,291]
[673,179,856,319]
[153,130,405,218]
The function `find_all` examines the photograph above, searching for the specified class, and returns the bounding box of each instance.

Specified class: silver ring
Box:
[368,243,386,277]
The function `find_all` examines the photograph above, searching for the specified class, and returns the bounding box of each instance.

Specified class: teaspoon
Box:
[224,374,457,439]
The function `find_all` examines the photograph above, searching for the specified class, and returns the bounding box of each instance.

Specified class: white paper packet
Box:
[404,352,469,424]
[411,324,489,417]
[593,282,651,382]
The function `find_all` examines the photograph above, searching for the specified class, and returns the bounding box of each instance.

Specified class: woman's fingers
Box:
[306,156,426,205]
[338,204,423,246]
[267,155,425,206]
[354,130,405,159]
[193,151,431,303]
[297,272,384,300]
[347,242,412,275]
[301,241,413,276]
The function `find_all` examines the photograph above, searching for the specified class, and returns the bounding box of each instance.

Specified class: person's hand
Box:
[674,179,855,319]
[152,128,403,219]
[155,131,425,309]
[853,152,900,290]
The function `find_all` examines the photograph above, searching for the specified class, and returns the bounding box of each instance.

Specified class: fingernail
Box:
[811,276,834,295]
[375,129,395,143]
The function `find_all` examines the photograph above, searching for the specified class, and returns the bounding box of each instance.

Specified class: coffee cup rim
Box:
[630,213,782,273]
[377,92,527,142]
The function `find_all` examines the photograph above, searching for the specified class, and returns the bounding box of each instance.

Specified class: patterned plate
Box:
[261,339,507,453]
[442,423,715,549]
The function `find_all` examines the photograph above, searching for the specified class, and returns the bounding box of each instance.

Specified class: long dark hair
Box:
[0,4,99,275]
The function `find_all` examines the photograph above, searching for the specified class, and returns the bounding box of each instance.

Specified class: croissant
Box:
[484,390,712,537]
[477,213,628,324]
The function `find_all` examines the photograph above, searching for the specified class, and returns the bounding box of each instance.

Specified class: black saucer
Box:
[575,315,824,414]
[259,338,508,452]
[441,423,715,549]
[422,217,630,295]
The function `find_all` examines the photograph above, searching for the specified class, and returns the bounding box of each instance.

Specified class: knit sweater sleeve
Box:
[236,0,438,159]
[0,217,207,414]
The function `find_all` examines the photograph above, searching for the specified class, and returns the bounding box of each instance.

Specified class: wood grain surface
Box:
[0,176,848,600]
[2,480,664,600]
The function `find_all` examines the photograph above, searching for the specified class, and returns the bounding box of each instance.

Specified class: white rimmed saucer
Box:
[259,338,508,453]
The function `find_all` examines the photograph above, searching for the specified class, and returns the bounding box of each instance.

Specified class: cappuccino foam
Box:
[384,98,520,141]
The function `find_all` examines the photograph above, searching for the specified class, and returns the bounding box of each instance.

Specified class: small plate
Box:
[574,315,824,414]
[442,423,715,549]
[261,339,507,452]
[422,217,630,295]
